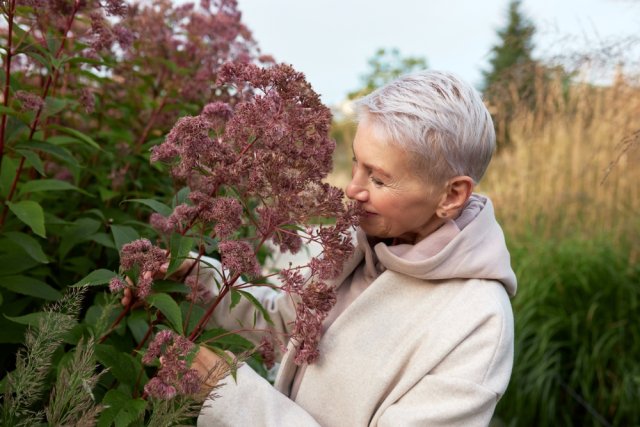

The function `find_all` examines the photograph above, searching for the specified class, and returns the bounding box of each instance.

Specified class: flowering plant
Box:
[110,61,359,398]
[0,0,357,424]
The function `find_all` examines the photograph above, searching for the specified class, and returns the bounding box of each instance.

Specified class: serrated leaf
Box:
[4,231,48,263]
[19,178,92,196]
[122,198,173,216]
[0,275,62,300]
[72,269,117,287]
[146,293,183,332]
[15,148,46,176]
[48,124,101,150]
[166,234,194,277]
[238,290,273,325]
[97,389,146,427]
[110,225,139,252]
[95,344,141,388]
[6,200,46,237]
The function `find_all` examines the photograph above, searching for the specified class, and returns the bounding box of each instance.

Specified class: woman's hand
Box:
[192,346,230,390]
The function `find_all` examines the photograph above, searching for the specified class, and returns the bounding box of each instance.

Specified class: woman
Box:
[194,70,517,426]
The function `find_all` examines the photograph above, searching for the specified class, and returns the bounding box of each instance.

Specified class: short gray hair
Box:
[354,70,495,184]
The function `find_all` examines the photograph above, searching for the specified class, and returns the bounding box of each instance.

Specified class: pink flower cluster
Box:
[115,238,168,298]
[142,330,201,400]
[150,61,361,364]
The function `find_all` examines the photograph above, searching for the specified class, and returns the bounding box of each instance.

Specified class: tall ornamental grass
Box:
[494,236,639,426]
[480,64,640,426]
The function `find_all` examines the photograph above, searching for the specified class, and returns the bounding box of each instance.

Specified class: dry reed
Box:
[479,67,640,251]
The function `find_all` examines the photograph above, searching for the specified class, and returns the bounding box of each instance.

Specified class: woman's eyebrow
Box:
[351,143,392,178]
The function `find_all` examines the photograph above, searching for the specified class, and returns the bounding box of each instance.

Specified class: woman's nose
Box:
[346,176,369,202]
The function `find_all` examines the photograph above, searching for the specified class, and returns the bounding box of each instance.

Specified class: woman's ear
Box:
[437,176,474,218]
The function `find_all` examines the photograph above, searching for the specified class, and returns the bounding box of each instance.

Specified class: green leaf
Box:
[89,232,116,249]
[59,217,102,259]
[48,124,101,150]
[122,198,173,217]
[198,327,254,350]
[0,105,20,117]
[14,140,80,169]
[146,293,183,332]
[166,234,194,277]
[95,344,141,388]
[0,155,17,198]
[153,280,189,294]
[4,311,73,327]
[230,288,241,309]
[43,97,73,118]
[0,275,62,300]
[110,225,139,252]
[238,290,273,325]
[97,389,146,427]
[174,186,190,207]
[19,178,92,196]
[0,251,40,276]
[180,300,206,336]
[15,148,46,176]
[4,231,48,263]
[23,50,51,73]
[127,311,149,343]
[6,200,46,237]
[72,269,117,287]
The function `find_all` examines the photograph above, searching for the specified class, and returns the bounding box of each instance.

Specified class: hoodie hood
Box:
[366,194,517,297]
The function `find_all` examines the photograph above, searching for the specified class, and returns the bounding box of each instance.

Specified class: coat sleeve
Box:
[376,288,514,427]
[197,364,321,427]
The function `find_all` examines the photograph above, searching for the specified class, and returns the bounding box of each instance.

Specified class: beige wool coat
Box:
[197,196,517,427]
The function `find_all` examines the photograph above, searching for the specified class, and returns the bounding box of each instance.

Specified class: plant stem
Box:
[98,303,132,344]
[0,0,17,169]
[188,284,231,341]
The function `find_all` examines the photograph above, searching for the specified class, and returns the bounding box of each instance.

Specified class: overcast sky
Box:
[235,0,640,105]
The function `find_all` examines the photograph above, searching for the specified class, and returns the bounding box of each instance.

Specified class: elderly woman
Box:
[195,70,517,426]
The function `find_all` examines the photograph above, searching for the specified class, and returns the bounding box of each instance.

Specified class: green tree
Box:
[347,48,427,100]
[482,0,536,93]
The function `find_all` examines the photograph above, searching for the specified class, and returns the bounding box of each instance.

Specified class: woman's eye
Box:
[370,177,384,187]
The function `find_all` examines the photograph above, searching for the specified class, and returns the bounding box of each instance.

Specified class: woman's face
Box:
[346,118,446,244]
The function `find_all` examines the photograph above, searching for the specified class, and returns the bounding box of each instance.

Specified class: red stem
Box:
[0,0,17,169]
[99,303,131,344]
